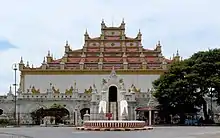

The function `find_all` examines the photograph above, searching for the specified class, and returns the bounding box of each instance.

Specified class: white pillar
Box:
[134,107,137,120]
[75,110,78,126]
[149,110,152,126]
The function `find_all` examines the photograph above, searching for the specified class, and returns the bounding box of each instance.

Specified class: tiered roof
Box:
[19,19,180,73]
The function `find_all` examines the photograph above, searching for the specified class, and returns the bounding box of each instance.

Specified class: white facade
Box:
[23,74,160,93]
[0,69,161,125]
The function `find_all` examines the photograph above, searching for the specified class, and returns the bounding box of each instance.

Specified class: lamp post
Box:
[12,63,18,126]
[209,87,214,121]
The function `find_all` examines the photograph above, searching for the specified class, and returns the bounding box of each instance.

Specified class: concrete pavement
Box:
[0,126,219,138]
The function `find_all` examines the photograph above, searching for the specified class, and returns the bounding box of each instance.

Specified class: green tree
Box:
[153,48,220,123]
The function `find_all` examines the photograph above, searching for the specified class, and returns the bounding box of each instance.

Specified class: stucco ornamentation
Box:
[84,86,92,94]
[52,86,60,94]
[65,86,73,95]
[31,86,40,94]
[128,84,140,93]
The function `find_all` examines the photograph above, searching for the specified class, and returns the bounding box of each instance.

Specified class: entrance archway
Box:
[0,109,3,115]
[108,86,118,120]
[108,86,117,102]
[31,107,70,125]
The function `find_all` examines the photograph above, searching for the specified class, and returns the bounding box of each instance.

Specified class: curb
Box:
[76,127,153,131]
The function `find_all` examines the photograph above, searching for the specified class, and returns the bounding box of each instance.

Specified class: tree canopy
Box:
[153,48,220,122]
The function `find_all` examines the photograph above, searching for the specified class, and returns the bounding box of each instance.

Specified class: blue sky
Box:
[0,0,220,94]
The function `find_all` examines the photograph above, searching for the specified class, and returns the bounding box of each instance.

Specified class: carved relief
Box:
[119,78,125,90]
[126,42,137,47]
[105,42,120,47]
[65,86,73,95]
[119,78,123,83]
[31,86,40,94]
[128,84,140,93]
[102,78,107,85]
[52,86,60,94]
[89,42,100,47]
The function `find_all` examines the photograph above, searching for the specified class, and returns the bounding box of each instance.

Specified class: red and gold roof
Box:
[19,19,180,75]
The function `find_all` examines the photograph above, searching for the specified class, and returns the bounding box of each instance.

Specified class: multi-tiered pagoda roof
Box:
[19,19,180,74]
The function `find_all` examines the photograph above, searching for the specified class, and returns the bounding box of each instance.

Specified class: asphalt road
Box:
[0,126,220,138]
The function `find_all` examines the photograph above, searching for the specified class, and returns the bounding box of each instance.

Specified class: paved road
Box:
[0,126,220,138]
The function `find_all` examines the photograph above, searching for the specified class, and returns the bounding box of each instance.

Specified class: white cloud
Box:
[0,0,220,93]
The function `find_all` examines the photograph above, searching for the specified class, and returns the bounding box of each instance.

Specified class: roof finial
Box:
[111,16,114,27]
[43,57,46,63]
[20,57,23,64]
[176,49,179,56]
[65,40,68,46]
[9,85,12,93]
[85,29,88,35]
[48,50,50,56]
[74,80,76,89]
[32,64,34,68]
[122,18,125,24]
[158,40,161,46]
[101,19,104,24]
[26,61,29,67]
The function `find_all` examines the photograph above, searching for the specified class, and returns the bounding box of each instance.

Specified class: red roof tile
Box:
[104,58,122,62]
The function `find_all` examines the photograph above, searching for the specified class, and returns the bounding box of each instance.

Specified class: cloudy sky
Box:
[0,0,219,94]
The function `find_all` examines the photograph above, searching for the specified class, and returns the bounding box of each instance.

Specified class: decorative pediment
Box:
[52,86,60,94]
[50,103,66,109]
[108,66,117,80]
[128,84,140,93]
[84,86,92,94]
[65,86,73,95]
[31,86,40,94]
[119,78,126,91]
[102,78,107,85]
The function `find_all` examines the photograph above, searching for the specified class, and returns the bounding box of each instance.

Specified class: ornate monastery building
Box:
[0,20,181,125]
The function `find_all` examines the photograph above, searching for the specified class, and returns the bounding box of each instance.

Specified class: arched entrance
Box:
[31,107,70,125]
[80,108,90,120]
[0,109,3,115]
[109,86,117,102]
[108,86,118,120]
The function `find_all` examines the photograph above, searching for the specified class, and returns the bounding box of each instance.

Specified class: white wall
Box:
[24,74,160,93]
